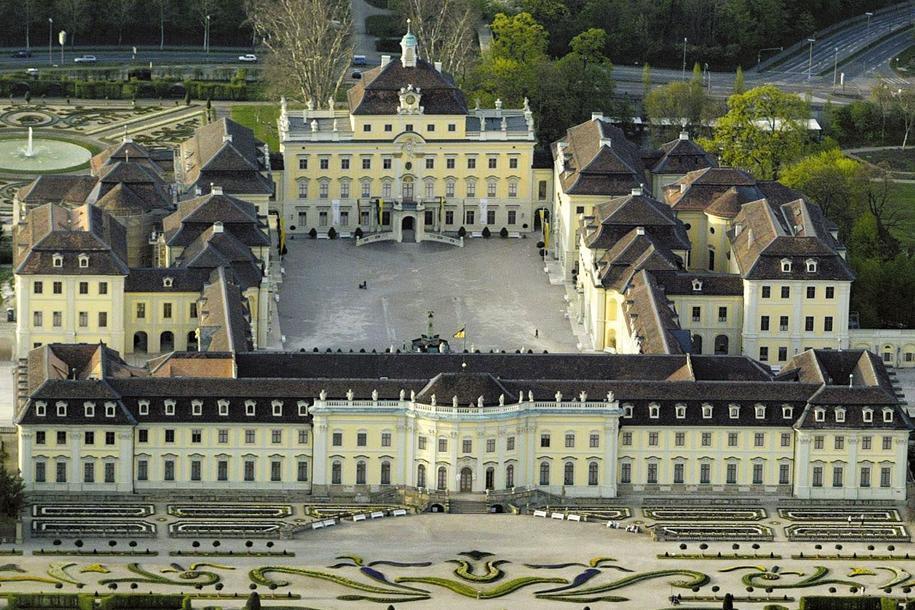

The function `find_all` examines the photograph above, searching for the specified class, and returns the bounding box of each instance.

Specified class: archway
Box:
[160,331,174,352]
[459,467,473,493]
[186,331,198,352]
[401,215,415,242]
[133,331,148,354]
[489,504,505,513]
[429,503,445,513]
[691,334,703,355]
[714,334,729,355]
[485,466,494,490]
[533,207,550,231]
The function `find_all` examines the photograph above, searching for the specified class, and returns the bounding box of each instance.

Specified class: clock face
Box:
[405,94,416,105]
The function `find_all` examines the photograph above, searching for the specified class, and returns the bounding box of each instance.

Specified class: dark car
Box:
[11,50,32,59]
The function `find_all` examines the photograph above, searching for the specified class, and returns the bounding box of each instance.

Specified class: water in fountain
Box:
[25,127,34,158]
[0,129,91,172]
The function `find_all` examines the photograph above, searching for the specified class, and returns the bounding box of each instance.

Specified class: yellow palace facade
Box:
[276,30,552,243]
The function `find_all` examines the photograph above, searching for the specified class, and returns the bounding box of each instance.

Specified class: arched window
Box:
[356,460,366,485]
[485,467,494,490]
[691,334,703,354]
[505,464,514,488]
[588,461,599,486]
[437,466,447,490]
[417,464,426,488]
[564,462,574,486]
[714,334,729,355]
[539,462,550,486]
[331,461,342,485]
[380,461,391,485]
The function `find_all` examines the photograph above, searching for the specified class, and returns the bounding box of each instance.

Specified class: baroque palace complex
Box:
[8,28,915,502]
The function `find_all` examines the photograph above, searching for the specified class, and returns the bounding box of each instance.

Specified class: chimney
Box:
[636,226,646,235]
[631,186,643,196]
[679,130,689,140]
[434,61,442,72]
[213,221,224,234]
[591,112,603,120]
[222,133,233,143]
[599,138,612,148]
[381,55,391,67]
[211,185,223,195]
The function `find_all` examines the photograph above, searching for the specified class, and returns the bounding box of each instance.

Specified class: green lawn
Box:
[893,44,915,77]
[855,148,915,174]
[230,104,280,151]
[887,180,915,247]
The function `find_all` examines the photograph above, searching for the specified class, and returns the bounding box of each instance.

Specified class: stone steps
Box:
[448,499,491,514]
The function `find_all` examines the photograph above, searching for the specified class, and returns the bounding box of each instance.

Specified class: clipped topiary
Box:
[457,226,466,237]
[245,591,261,610]
[481,226,491,238]
[308,228,318,239]
[328,227,338,239]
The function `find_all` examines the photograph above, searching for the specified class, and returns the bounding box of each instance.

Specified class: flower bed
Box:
[653,523,775,542]
[658,552,782,560]
[167,504,292,519]
[303,504,411,519]
[537,506,631,521]
[32,504,155,519]
[790,553,913,561]
[34,549,157,556]
[168,521,285,539]
[31,520,156,538]
[643,507,766,521]
[169,550,294,557]
[785,524,910,542]
[778,508,901,523]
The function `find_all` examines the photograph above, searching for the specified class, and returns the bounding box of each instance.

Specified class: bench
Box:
[509,231,522,238]
[352,514,367,522]
[533,510,548,518]
[311,521,325,530]
[471,231,483,238]
[551,513,565,520]
[317,233,330,240]
[370,511,385,519]
[392,509,407,517]
[568,514,582,522]
[323,519,336,527]
[339,231,352,239]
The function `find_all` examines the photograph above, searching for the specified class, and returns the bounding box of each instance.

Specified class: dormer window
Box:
[78,253,89,268]
[675,404,686,419]
[814,407,825,422]
[649,403,660,419]
[863,408,873,423]
[272,400,283,416]
[781,258,792,273]
[84,402,95,417]
[191,400,203,416]
[35,402,46,417]
[692,279,703,292]
[52,253,63,268]
[622,404,633,418]
[245,400,256,416]
[883,408,894,423]
[805,258,817,273]
[105,402,116,418]
[702,404,713,419]
[782,405,794,419]
[163,277,174,288]
[755,404,766,419]
[729,404,740,419]
[835,408,846,423]
[218,400,229,416]
[164,400,175,416]
[138,400,149,415]
[298,401,308,416]
[57,402,67,417]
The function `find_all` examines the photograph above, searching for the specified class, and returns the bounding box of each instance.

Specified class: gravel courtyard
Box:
[277,238,579,353]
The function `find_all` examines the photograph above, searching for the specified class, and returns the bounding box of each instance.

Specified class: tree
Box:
[644,81,709,128]
[734,66,745,94]
[54,0,89,47]
[871,80,893,144]
[892,86,915,149]
[488,12,548,65]
[152,0,169,49]
[248,0,353,104]
[108,0,136,45]
[395,0,479,80]
[190,0,221,48]
[699,85,811,179]
[0,468,24,519]
[569,28,609,64]
[244,591,261,610]
[642,62,651,99]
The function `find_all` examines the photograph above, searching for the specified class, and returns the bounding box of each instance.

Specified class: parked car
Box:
[74,55,97,64]
[26,68,39,76]
[352,54,367,66]
[351,70,362,80]
[238,54,258,63]
[10,50,32,59]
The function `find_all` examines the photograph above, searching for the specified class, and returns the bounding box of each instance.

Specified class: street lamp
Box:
[681,37,687,80]
[48,18,53,65]
[58,30,66,66]
[833,46,839,88]
[704,62,710,93]
[205,14,211,55]
[807,38,815,80]
[863,11,874,73]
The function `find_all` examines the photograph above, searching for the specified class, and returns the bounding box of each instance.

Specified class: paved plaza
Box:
[7,508,915,609]
[277,238,580,353]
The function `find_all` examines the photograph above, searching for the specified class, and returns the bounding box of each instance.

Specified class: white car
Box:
[74,55,97,64]
[238,54,258,63]
[26,68,39,76]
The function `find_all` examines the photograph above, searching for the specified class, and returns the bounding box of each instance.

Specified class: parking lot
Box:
[277,238,580,353]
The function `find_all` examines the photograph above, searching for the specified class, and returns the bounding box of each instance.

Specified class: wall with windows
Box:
[670,294,744,356]
[850,329,915,369]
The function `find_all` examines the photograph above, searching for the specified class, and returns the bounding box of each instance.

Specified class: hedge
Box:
[798,597,896,610]
[0,76,248,101]
[97,594,189,609]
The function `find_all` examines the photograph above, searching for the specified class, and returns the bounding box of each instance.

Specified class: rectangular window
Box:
[805,316,814,331]
[701,432,711,447]
[465,210,475,225]
[298,429,308,444]
[164,429,175,443]
[462,439,472,453]
[138,429,148,443]
[882,436,892,450]
[84,462,95,483]
[84,431,95,445]
[647,463,658,484]
[438,438,447,452]
[761,285,770,298]
[418,436,427,450]
[540,434,550,448]
[33,281,43,294]
[506,436,515,451]
[467,158,476,169]
[779,315,789,331]
[824,317,833,332]
[340,182,350,199]
[807,286,815,298]
[486,438,495,452]
[56,462,67,483]
[781,432,791,447]
[488,157,497,169]
[381,432,392,447]
[298,158,308,169]
[361,158,371,171]
[675,432,685,447]
[508,210,517,225]
[218,461,228,481]
[78,311,88,327]
[190,460,201,481]
[98,312,107,328]
[53,281,62,294]
[57,431,67,445]
[779,463,790,485]
[297,461,308,482]
[105,431,115,445]
[52,311,62,327]
[163,303,172,319]
[271,461,281,482]
[79,282,88,295]
[99,282,107,295]
[564,433,575,448]
[781,286,790,298]
[164,460,175,481]
[832,466,844,487]
[834,435,844,450]
[814,435,824,449]
[826,286,835,298]
[673,463,684,484]
[862,436,872,450]
[622,432,632,446]
[778,346,788,361]
[760,316,770,331]
[620,462,631,483]
[341,158,350,170]
[36,431,46,445]
[648,432,659,446]
[466,181,476,197]
[33,312,42,327]
[445,211,454,225]
[718,306,727,322]
[860,466,871,487]
[700,463,711,484]
[881,467,891,488]
[753,463,763,485]
[754,432,765,447]
[319,158,329,170]
[726,463,737,484]
[245,430,256,444]
[692,306,701,322]
[218,429,228,444]
[136,460,147,481]
[244,461,255,482]
[357,432,367,447]
[319,211,328,226]
[272,430,282,444]
[486,209,496,225]
[487,181,497,197]
[728,432,738,447]
[136,303,145,319]
[383,158,392,169]
[425,157,434,169]
[319,183,329,199]
[812,466,823,487]
[589,433,599,448]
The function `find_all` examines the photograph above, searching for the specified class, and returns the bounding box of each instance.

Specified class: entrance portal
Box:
[401,215,416,242]
[459,467,473,492]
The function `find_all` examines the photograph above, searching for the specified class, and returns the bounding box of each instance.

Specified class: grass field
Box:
[887,180,915,247]
[229,104,280,151]
[855,148,915,173]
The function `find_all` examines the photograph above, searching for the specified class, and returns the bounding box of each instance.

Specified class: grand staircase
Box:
[447,493,493,514]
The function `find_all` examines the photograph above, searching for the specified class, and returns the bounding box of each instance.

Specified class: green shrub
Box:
[97,593,187,610]
[798,597,893,610]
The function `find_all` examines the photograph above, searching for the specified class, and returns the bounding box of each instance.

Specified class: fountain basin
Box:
[0,135,93,173]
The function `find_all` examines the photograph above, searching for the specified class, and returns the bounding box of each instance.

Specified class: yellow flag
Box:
[377,198,384,225]
[453,327,465,339]
[543,220,550,250]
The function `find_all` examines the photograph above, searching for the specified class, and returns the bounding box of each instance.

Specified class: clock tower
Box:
[397,85,423,115]
[400,19,418,68]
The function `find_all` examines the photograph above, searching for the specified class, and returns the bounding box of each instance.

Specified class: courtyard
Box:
[277,238,580,353]
[6,503,915,609]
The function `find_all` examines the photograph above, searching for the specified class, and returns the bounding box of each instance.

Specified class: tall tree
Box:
[190,0,221,49]
[108,0,136,45]
[644,80,709,128]
[893,86,915,149]
[734,66,745,94]
[699,85,810,179]
[152,0,169,49]
[248,0,353,104]
[0,467,23,519]
[395,0,479,80]
[642,62,651,99]
[54,0,89,47]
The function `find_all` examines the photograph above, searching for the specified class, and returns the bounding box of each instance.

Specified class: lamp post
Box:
[704,62,710,94]
[681,37,687,80]
[48,18,53,65]
[833,46,839,88]
[58,30,66,66]
[863,11,874,73]
[205,14,211,55]
[807,38,815,80]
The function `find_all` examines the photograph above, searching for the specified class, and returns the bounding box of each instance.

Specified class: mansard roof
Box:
[649,134,718,175]
[583,192,690,252]
[347,58,468,115]
[555,118,646,196]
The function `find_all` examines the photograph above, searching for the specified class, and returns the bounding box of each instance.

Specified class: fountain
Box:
[0,127,92,174]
